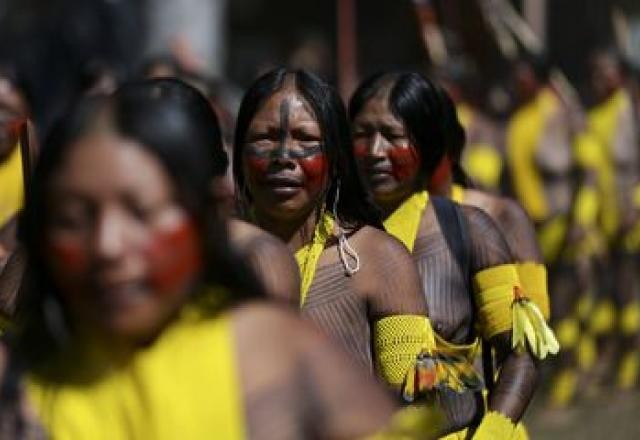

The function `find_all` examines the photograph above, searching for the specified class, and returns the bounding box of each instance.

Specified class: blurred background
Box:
[0,1,639,437]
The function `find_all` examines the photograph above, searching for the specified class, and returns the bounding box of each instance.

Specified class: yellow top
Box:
[26,309,246,440]
[587,89,630,238]
[506,89,559,222]
[295,212,334,306]
[383,191,429,252]
[0,142,24,228]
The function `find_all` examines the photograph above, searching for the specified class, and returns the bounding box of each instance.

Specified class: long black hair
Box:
[348,71,467,187]
[10,78,264,370]
[233,68,381,229]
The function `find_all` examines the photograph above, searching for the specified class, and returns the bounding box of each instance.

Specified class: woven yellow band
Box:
[515,262,550,320]
[374,315,436,387]
[473,264,522,340]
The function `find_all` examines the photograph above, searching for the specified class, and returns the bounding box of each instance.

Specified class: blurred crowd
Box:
[0,0,639,438]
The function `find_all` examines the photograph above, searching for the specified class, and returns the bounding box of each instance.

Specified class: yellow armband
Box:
[0,313,11,336]
[472,411,515,439]
[374,316,483,402]
[473,264,559,359]
[515,263,550,320]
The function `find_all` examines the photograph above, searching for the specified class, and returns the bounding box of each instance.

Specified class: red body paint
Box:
[388,144,421,181]
[146,217,202,294]
[299,153,328,193]
[428,155,452,190]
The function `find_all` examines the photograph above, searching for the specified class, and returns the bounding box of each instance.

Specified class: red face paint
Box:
[145,216,202,294]
[299,153,328,193]
[353,141,368,159]
[245,155,270,176]
[388,144,421,182]
[47,240,89,291]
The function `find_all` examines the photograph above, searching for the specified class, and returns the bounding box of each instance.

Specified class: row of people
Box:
[0,68,557,438]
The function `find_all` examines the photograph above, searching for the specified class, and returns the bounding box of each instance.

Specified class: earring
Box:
[333,180,360,276]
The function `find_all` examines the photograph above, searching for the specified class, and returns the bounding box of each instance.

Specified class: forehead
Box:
[50,134,173,198]
[353,88,403,128]
[251,88,317,125]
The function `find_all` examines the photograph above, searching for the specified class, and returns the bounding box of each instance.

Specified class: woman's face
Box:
[44,134,202,346]
[242,88,328,222]
[351,94,421,207]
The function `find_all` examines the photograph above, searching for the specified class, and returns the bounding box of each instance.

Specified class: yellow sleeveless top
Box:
[0,142,24,228]
[26,310,246,439]
[587,89,629,239]
[506,89,559,222]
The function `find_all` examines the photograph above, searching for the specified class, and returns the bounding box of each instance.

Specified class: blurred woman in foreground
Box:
[0,79,441,439]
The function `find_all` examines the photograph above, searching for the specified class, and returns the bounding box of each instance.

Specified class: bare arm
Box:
[494,197,542,263]
[465,206,539,422]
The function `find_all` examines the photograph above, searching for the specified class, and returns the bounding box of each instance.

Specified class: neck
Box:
[254,207,320,253]
[428,173,453,197]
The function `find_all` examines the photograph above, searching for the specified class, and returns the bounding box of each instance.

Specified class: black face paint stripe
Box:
[245,143,324,160]
[274,98,291,159]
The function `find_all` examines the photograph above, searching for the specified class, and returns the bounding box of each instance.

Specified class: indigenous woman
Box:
[0,79,438,439]
[233,68,433,394]
[349,72,558,438]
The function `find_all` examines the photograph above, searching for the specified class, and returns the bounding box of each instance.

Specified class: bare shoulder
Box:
[466,193,541,262]
[351,224,413,257]
[228,220,300,304]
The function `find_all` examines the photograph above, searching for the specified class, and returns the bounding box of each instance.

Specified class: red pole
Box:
[337,0,358,100]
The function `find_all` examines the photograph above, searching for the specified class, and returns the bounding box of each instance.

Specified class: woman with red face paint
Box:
[0,79,446,439]
[349,72,558,438]
[233,68,440,400]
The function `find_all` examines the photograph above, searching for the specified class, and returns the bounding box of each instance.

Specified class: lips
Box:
[94,279,149,310]
[262,174,304,197]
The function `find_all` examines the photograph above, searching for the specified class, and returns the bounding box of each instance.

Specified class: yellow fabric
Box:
[617,350,640,390]
[515,263,550,320]
[374,316,483,402]
[506,88,559,222]
[0,313,11,336]
[26,311,246,440]
[577,334,597,371]
[589,299,616,335]
[472,411,516,439]
[450,184,465,204]
[573,186,599,228]
[555,318,579,348]
[622,218,640,252]
[441,421,528,440]
[536,216,568,263]
[368,405,445,440]
[620,301,640,335]
[577,294,594,321]
[473,264,559,359]
[463,145,504,190]
[0,142,24,228]
[383,191,429,252]
[456,103,473,129]
[295,212,334,307]
[587,89,630,239]
[549,368,577,407]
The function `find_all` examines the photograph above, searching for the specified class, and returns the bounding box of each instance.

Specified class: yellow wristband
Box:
[472,411,516,439]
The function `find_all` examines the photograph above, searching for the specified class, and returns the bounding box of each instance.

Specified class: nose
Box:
[94,208,127,262]
[370,132,389,158]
